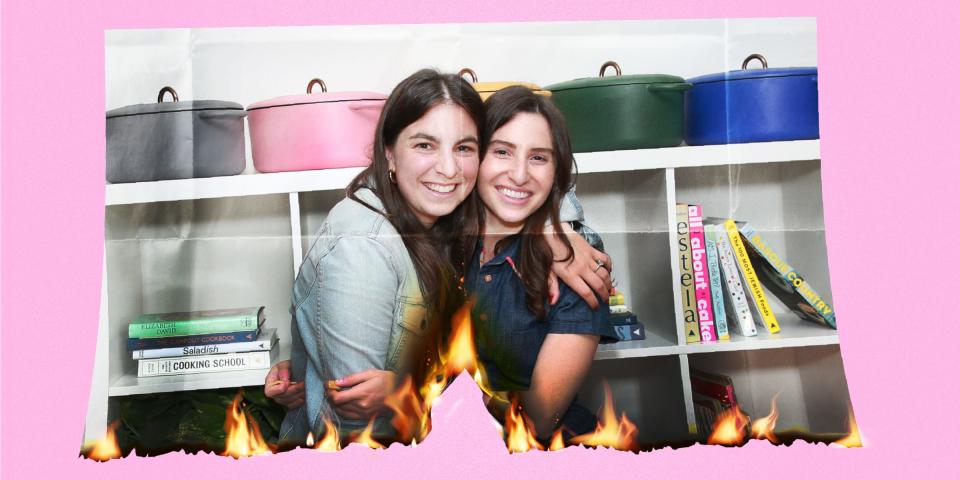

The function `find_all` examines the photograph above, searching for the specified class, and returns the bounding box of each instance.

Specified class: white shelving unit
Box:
[104,140,819,205]
[90,139,851,446]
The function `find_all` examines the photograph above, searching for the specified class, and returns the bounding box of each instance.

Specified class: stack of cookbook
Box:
[127,306,277,378]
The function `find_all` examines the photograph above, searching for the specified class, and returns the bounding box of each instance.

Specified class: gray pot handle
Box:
[157,86,179,103]
[197,109,248,119]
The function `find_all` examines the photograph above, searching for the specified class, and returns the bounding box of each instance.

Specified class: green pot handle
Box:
[648,83,693,92]
[599,61,622,77]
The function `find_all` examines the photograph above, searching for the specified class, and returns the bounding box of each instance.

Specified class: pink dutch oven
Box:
[247,78,386,173]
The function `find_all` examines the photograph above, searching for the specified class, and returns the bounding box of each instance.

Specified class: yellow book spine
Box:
[724,219,780,334]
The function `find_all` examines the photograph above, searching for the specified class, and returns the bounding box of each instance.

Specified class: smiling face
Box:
[478,112,557,235]
[386,102,480,228]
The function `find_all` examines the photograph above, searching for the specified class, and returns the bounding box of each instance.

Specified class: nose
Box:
[434,149,460,179]
[508,157,528,185]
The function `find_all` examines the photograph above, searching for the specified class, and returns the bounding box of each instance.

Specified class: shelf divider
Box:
[678,354,697,436]
[289,192,303,279]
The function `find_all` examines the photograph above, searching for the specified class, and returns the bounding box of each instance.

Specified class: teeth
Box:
[497,186,530,200]
[425,183,456,193]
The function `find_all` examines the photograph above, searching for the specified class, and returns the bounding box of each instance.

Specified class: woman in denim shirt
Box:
[468,86,618,441]
[269,71,613,446]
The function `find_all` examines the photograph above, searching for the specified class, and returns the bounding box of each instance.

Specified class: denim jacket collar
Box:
[352,186,387,216]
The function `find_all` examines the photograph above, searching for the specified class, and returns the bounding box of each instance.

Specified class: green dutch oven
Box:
[545,61,693,152]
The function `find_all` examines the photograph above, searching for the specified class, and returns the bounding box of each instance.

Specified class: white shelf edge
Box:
[681,331,839,355]
[108,368,271,397]
[105,140,820,205]
[595,328,677,360]
[575,139,820,174]
[106,167,364,206]
[594,329,839,361]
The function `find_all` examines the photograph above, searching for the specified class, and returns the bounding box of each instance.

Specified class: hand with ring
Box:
[544,222,614,309]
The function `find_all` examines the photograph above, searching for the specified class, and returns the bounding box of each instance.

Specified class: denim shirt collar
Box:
[476,235,522,269]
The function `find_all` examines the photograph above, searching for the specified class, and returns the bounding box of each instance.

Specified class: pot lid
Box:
[544,61,686,92]
[470,81,548,94]
[247,78,387,111]
[687,54,817,85]
[106,87,243,118]
[457,68,547,93]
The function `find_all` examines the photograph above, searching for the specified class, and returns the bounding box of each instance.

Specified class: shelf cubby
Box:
[686,345,853,436]
[104,194,295,398]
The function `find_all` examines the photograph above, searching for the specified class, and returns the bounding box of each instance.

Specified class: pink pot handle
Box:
[307,78,327,94]
[348,100,384,112]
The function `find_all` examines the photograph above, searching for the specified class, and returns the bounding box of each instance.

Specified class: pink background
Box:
[3,0,958,478]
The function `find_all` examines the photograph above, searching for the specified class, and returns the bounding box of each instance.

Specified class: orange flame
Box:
[350,419,385,449]
[707,405,750,446]
[831,406,863,448]
[222,390,272,458]
[83,420,122,461]
[385,375,425,443]
[751,393,780,444]
[548,430,565,451]
[568,383,639,451]
[311,417,342,451]
[505,397,543,453]
[445,304,478,373]
[384,301,496,444]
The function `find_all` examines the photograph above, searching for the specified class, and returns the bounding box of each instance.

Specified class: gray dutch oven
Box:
[106,87,247,183]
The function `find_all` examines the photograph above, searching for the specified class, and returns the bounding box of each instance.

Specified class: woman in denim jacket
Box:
[269,71,612,446]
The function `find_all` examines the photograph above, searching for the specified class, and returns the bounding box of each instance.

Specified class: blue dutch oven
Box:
[684,54,819,145]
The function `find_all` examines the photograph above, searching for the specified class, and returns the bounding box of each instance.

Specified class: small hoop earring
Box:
[388,170,397,184]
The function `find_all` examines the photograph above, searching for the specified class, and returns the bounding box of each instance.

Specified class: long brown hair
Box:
[347,69,484,322]
[479,86,577,320]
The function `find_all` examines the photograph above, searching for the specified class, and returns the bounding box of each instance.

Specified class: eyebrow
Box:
[489,139,554,154]
[409,133,439,143]
[409,133,479,144]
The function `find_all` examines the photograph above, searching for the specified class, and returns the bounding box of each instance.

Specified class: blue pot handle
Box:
[742,53,768,70]
[648,83,693,92]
